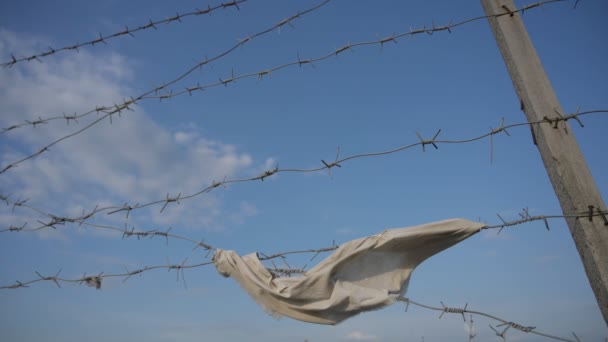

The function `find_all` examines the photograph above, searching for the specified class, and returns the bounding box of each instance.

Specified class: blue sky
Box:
[1,0,607,341]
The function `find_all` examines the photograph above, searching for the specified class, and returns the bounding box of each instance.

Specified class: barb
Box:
[467,315,477,342]
[398,297,577,342]
[255,165,280,181]
[0,0,332,167]
[0,0,248,68]
[490,117,510,163]
[489,324,509,342]
[0,0,569,172]
[416,129,442,152]
[321,146,342,176]
[3,109,606,232]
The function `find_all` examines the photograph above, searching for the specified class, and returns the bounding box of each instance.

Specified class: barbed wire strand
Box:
[4,201,607,252]
[0,241,338,289]
[482,207,608,233]
[398,297,577,342]
[0,0,569,174]
[0,0,249,68]
[0,275,581,341]
[2,108,605,233]
[0,0,332,169]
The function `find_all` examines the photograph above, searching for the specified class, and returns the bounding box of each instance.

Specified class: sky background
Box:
[1,0,607,341]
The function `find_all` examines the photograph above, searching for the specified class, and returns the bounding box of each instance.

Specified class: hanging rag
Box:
[213,218,483,325]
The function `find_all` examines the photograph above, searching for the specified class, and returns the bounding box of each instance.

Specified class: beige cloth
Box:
[213,218,482,325]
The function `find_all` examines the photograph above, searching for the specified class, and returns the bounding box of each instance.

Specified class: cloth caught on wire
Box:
[213,218,483,325]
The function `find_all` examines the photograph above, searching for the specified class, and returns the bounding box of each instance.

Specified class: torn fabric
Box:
[213,218,483,325]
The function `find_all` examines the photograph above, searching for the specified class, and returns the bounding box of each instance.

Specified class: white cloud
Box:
[0,30,257,234]
[263,157,277,170]
[345,330,378,341]
[174,131,198,144]
[229,201,259,225]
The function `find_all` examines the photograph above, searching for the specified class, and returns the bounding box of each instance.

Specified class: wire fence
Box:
[0,0,330,136]
[1,0,605,341]
[0,0,331,174]
[0,0,570,175]
[2,108,606,233]
[2,207,608,290]
[398,298,582,342]
[3,208,605,341]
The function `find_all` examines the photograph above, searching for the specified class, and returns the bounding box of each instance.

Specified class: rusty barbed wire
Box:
[2,109,606,233]
[0,0,249,68]
[398,297,578,342]
[0,0,570,174]
[0,0,331,169]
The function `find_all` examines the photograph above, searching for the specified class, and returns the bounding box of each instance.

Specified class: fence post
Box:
[481,0,608,324]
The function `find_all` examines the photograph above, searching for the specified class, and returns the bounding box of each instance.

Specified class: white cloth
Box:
[213,218,482,325]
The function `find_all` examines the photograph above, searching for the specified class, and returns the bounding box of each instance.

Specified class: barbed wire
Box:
[2,108,605,234]
[398,297,579,342]
[0,212,586,341]
[3,205,606,284]
[0,0,570,174]
[3,200,607,244]
[2,269,578,340]
[0,0,331,170]
[1,280,582,341]
[1,207,601,340]
[0,1,601,339]
[0,210,339,285]
[0,0,248,68]
[0,239,337,290]
[482,207,608,233]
